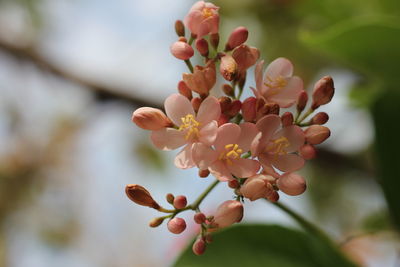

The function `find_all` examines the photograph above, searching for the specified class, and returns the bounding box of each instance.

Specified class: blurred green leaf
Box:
[361,210,392,232]
[134,142,166,172]
[174,224,357,267]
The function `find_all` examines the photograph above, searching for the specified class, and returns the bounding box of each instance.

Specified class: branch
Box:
[0,39,162,109]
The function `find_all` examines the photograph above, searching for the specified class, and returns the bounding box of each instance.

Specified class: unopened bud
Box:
[219,96,232,114]
[173,195,187,209]
[178,80,193,100]
[226,26,248,51]
[300,144,316,160]
[266,191,279,202]
[125,184,160,209]
[232,45,259,72]
[166,193,175,204]
[220,55,237,81]
[297,90,308,113]
[222,84,234,97]
[194,212,206,224]
[226,100,242,117]
[281,112,294,127]
[311,112,329,125]
[312,76,334,109]
[178,36,187,42]
[132,107,172,131]
[258,103,280,119]
[242,97,256,122]
[167,217,187,234]
[149,217,164,228]
[213,200,243,229]
[305,125,330,145]
[170,41,194,60]
[240,174,274,201]
[192,238,206,255]
[198,169,210,178]
[175,20,185,37]
[228,179,239,189]
[195,38,209,57]
[277,173,306,196]
[191,97,202,112]
[218,114,230,126]
[210,33,219,50]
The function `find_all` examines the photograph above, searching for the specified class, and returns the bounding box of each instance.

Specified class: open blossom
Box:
[253,58,303,108]
[252,114,305,172]
[151,94,221,169]
[184,1,219,38]
[193,123,260,181]
[232,45,260,73]
[183,61,216,95]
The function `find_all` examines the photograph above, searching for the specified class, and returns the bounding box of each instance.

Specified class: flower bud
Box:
[257,103,280,119]
[312,76,334,110]
[132,107,172,131]
[167,217,187,234]
[219,96,232,114]
[311,112,329,125]
[228,179,239,189]
[232,45,259,72]
[226,26,248,51]
[222,84,234,97]
[277,173,306,196]
[266,191,279,202]
[194,212,206,224]
[173,195,187,209]
[192,238,206,255]
[213,200,243,228]
[217,114,230,126]
[305,125,330,145]
[300,144,316,160]
[220,55,237,81]
[198,169,210,178]
[170,41,194,60]
[195,38,209,57]
[296,90,308,113]
[175,20,185,37]
[226,100,242,117]
[166,193,175,204]
[191,97,202,112]
[281,112,294,127]
[210,33,219,50]
[149,217,164,228]
[178,80,192,100]
[125,184,160,209]
[183,61,216,95]
[241,97,257,122]
[240,174,274,201]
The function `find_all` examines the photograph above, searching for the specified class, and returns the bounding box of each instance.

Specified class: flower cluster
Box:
[127,1,334,255]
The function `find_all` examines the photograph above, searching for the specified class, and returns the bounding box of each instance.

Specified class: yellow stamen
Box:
[202,7,214,18]
[219,143,243,165]
[178,114,201,140]
[264,75,288,95]
[267,136,290,158]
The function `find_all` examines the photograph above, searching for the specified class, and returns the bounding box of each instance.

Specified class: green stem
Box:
[184,59,194,73]
[296,108,314,124]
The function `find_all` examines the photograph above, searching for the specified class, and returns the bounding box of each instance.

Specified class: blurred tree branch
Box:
[0,39,162,109]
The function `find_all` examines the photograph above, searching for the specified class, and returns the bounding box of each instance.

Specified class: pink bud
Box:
[240,174,274,201]
[222,84,234,96]
[213,200,243,228]
[312,76,334,109]
[132,107,172,131]
[125,184,160,209]
[277,173,306,196]
[175,20,185,37]
[305,125,330,145]
[219,96,232,114]
[217,114,230,126]
[281,112,294,127]
[191,97,202,113]
[226,26,248,51]
[149,217,164,228]
[198,169,210,178]
[299,144,316,160]
[167,217,187,234]
[178,81,193,100]
[192,238,206,255]
[311,112,329,125]
[228,179,239,189]
[194,212,206,224]
[241,97,257,122]
[195,38,209,57]
[170,41,194,60]
[266,191,279,202]
[232,45,260,72]
[166,193,175,204]
[173,195,187,209]
[219,55,237,81]
[226,100,242,117]
[296,90,308,113]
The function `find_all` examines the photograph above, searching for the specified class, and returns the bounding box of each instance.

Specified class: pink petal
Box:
[151,128,186,150]
[174,144,195,169]
[214,123,241,152]
[265,57,293,79]
[253,115,281,155]
[199,121,218,146]
[184,10,203,34]
[165,94,195,126]
[238,122,259,152]
[272,125,305,153]
[227,158,260,178]
[267,76,303,108]
[209,161,233,181]
[197,96,221,124]
[192,143,218,170]
[269,153,305,172]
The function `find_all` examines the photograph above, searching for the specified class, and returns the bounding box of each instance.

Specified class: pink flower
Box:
[276,172,306,196]
[184,1,219,38]
[182,61,216,95]
[170,41,194,60]
[252,114,305,172]
[192,123,260,181]
[212,200,243,229]
[240,174,275,201]
[151,94,220,169]
[232,45,260,73]
[253,58,303,108]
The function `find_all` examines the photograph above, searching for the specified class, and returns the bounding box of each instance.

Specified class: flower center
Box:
[267,136,290,157]
[219,144,243,165]
[178,114,200,140]
[202,7,214,18]
[264,75,287,95]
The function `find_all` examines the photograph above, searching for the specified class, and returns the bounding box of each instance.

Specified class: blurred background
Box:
[0,0,399,266]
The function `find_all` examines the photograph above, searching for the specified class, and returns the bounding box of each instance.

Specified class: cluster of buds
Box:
[128,1,334,255]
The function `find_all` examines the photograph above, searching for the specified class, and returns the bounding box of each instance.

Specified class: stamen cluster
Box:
[127,1,335,255]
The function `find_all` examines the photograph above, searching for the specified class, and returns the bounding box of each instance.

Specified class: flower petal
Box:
[199,121,218,146]
[273,125,305,153]
[265,57,293,79]
[268,76,303,108]
[238,122,259,152]
[214,123,241,152]
[192,143,218,169]
[270,153,305,172]
[151,128,186,150]
[209,161,233,181]
[252,115,281,156]
[174,144,195,169]
[197,96,221,124]
[227,158,260,178]
[165,93,195,126]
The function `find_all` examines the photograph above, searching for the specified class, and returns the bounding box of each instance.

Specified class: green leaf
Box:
[174,224,357,267]
[300,16,400,86]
